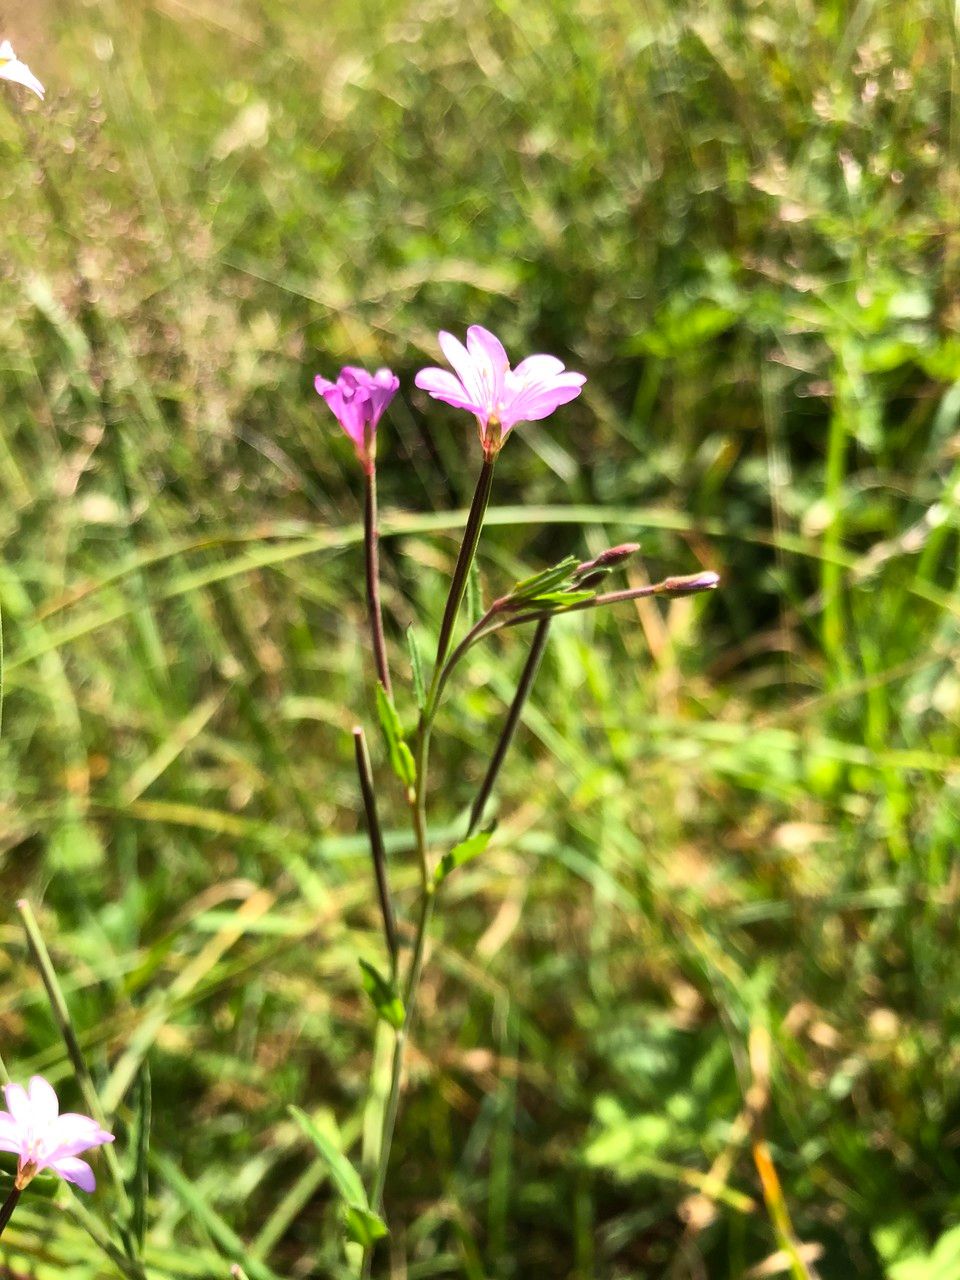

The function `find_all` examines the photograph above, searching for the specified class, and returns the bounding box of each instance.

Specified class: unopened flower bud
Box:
[662,570,720,594]
[573,542,640,584]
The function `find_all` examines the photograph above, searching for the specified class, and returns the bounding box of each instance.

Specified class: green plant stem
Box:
[353,726,398,968]
[361,887,435,1280]
[17,900,110,1130]
[17,900,144,1272]
[0,1186,21,1239]
[368,889,434,1214]
[359,724,435,1280]
[361,457,498,1276]
[467,617,550,836]
[429,456,496,696]
[364,465,392,698]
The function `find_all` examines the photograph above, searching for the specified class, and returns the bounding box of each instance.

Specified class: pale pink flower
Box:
[0,41,45,100]
[314,366,399,472]
[415,325,586,457]
[0,1076,114,1192]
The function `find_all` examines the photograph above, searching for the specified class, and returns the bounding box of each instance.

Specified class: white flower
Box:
[0,40,45,100]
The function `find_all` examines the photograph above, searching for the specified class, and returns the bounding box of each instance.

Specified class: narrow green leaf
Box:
[288,1107,368,1209]
[359,959,405,1029]
[375,683,416,790]
[405,625,426,711]
[397,741,416,788]
[344,1204,389,1246]
[511,557,579,601]
[129,1061,151,1249]
[530,589,596,609]
[434,830,493,886]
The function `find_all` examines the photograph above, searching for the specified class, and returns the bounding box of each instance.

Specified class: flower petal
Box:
[502,373,586,426]
[3,1084,30,1126]
[49,1156,96,1192]
[465,326,509,407]
[0,1112,25,1155]
[365,378,399,428]
[466,326,509,373]
[47,1114,113,1161]
[317,384,365,447]
[510,354,566,383]
[437,331,487,409]
[27,1076,60,1129]
[414,367,481,412]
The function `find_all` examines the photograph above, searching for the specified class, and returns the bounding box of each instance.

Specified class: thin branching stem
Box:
[353,726,398,969]
[362,457,499,1275]
[467,617,551,836]
[367,887,434,1220]
[364,465,392,697]
[501,570,720,629]
[430,456,496,692]
[433,570,719,706]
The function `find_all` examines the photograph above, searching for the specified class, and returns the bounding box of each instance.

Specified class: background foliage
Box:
[2,0,960,1275]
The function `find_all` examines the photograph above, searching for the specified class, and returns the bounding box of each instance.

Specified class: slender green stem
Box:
[364,465,392,698]
[361,879,435,1279]
[17,900,144,1271]
[368,888,435,1216]
[411,716,433,884]
[17,900,109,1129]
[430,611,503,713]
[353,726,398,968]
[0,1186,21,1239]
[430,457,496,695]
[468,617,551,837]
[360,461,498,1273]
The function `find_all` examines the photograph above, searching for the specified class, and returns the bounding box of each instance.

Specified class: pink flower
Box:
[314,366,399,472]
[0,41,45,100]
[414,325,586,457]
[0,1076,114,1192]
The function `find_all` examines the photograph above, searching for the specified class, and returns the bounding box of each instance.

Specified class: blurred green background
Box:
[3,0,960,1275]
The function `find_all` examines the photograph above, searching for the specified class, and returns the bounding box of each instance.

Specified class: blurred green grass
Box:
[2,0,960,1275]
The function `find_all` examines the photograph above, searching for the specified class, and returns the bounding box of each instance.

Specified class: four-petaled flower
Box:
[314,366,399,472]
[415,325,586,457]
[0,41,45,100]
[0,1076,114,1192]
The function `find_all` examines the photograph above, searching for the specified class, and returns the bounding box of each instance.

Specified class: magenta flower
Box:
[415,325,586,457]
[314,366,399,472]
[0,1076,114,1192]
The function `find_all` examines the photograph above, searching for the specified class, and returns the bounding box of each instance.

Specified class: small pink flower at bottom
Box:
[314,366,399,472]
[0,1076,114,1192]
[0,41,45,100]
[415,325,586,457]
